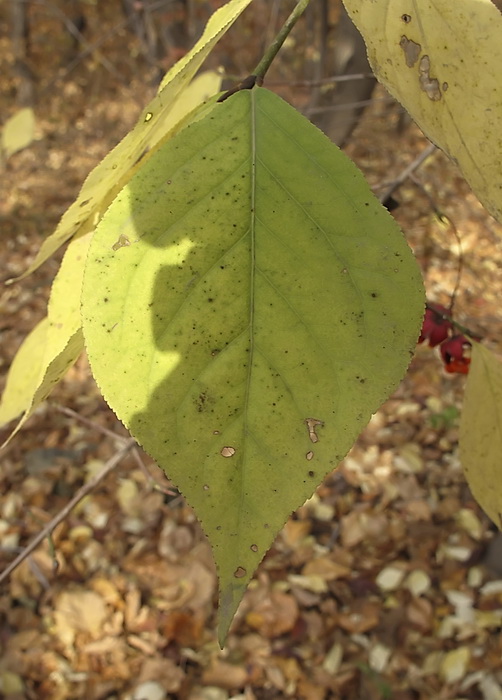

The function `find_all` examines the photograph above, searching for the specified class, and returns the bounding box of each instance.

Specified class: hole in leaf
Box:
[305,418,324,444]
[418,55,442,101]
[220,446,236,458]
[234,566,246,578]
[399,36,421,68]
[112,234,131,251]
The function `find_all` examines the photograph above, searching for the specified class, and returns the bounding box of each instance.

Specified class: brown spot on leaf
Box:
[196,393,209,413]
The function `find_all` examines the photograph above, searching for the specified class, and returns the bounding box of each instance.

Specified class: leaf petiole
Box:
[218,0,311,102]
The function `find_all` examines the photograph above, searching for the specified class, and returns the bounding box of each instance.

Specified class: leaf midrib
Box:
[236,88,258,520]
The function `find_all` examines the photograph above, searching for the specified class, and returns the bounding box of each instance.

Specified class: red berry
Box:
[439,334,472,374]
[418,303,452,347]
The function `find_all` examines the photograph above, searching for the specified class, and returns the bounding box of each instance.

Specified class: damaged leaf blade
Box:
[342,0,502,223]
[82,87,424,643]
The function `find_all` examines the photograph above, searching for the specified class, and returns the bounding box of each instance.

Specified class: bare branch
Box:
[54,404,126,442]
[0,439,135,585]
[377,142,437,204]
[53,405,176,495]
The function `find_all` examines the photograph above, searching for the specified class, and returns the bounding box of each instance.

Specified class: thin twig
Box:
[307,95,394,115]
[267,72,376,87]
[54,404,126,442]
[130,446,177,496]
[26,0,125,82]
[53,404,177,495]
[410,174,464,314]
[0,439,135,585]
[39,18,129,96]
[377,142,437,204]
[55,404,177,496]
[425,302,478,340]
[222,72,376,86]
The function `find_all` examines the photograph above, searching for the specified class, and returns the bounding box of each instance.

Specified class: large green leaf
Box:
[82,87,424,641]
[460,342,502,527]
[342,0,502,224]
[15,0,253,280]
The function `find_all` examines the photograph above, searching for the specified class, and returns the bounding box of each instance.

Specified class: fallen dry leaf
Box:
[202,660,248,689]
[51,588,108,647]
[245,590,299,638]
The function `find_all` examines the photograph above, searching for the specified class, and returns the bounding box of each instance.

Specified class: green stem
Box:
[253,0,311,83]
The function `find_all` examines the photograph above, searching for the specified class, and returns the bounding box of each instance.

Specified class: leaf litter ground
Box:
[2,3,502,699]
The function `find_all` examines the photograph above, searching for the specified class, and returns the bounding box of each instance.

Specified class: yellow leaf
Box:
[1,107,35,160]
[157,0,253,94]
[44,230,91,346]
[0,233,90,442]
[52,589,108,646]
[1,329,84,448]
[460,342,502,528]
[439,646,471,684]
[15,70,221,281]
[15,0,253,280]
[0,318,49,427]
[342,0,502,223]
